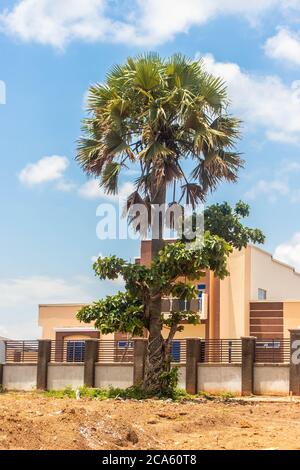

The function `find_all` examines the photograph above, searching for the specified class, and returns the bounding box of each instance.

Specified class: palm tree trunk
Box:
[143,184,167,392]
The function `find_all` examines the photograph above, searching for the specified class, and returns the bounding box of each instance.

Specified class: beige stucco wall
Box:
[250,246,300,301]
[95,364,134,389]
[3,364,37,391]
[47,364,84,390]
[283,301,300,337]
[39,304,87,339]
[254,364,289,396]
[198,364,241,395]
[40,304,205,341]
[162,323,205,340]
[219,247,251,338]
[38,304,108,340]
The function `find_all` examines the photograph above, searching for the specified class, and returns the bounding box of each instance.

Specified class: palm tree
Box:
[77,53,243,389]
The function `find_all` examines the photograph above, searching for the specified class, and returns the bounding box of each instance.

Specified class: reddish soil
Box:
[1,393,300,450]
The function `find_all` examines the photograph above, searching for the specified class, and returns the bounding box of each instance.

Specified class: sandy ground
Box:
[1,392,300,450]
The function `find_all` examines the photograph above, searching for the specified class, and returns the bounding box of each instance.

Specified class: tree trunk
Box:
[142,184,168,392]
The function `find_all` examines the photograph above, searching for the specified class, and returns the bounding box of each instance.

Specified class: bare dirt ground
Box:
[1,392,300,450]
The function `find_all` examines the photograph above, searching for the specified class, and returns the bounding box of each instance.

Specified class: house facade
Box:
[38,242,300,343]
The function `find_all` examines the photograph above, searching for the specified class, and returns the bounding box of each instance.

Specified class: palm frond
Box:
[101,162,121,194]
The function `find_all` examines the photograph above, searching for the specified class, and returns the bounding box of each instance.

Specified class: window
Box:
[172,341,181,362]
[258,288,267,300]
[66,341,85,362]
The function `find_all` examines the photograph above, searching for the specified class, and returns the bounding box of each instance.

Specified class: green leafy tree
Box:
[76,53,243,389]
[77,234,232,392]
[204,201,265,249]
[184,201,266,249]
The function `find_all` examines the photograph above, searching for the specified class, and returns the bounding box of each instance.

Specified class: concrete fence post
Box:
[186,338,201,395]
[84,340,98,388]
[241,336,256,396]
[133,339,147,386]
[289,329,300,396]
[37,340,51,391]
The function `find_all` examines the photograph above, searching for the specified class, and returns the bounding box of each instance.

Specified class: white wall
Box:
[175,364,186,390]
[198,364,242,395]
[95,364,134,389]
[47,364,84,390]
[254,364,289,395]
[3,365,37,391]
[0,341,5,364]
[251,246,300,301]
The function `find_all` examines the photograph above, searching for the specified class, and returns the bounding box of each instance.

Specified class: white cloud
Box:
[55,179,77,192]
[0,276,93,309]
[18,155,69,186]
[264,28,300,66]
[245,179,289,202]
[274,232,300,272]
[202,53,300,144]
[1,0,300,49]
[245,160,300,202]
[0,273,127,338]
[0,275,97,339]
[78,179,134,202]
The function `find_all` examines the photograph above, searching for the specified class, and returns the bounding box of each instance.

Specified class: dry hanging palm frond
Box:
[181,183,205,209]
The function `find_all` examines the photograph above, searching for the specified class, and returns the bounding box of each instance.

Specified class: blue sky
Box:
[1,0,300,338]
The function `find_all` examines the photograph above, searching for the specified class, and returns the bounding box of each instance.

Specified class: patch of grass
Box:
[220,392,235,400]
[43,385,236,402]
[0,385,6,394]
[197,391,236,401]
[44,385,76,399]
[43,385,197,402]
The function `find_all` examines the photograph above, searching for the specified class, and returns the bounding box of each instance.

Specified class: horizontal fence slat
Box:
[255,338,290,364]
[98,340,134,363]
[200,339,242,364]
[5,341,39,364]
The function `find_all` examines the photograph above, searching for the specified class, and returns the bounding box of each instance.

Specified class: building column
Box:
[241,336,256,396]
[289,329,300,396]
[37,340,51,391]
[133,339,147,386]
[186,338,201,395]
[84,340,98,388]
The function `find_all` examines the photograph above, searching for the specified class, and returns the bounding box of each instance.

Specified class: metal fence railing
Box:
[5,341,39,363]
[3,338,292,365]
[98,340,134,363]
[255,338,290,363]
[200,339,242,364]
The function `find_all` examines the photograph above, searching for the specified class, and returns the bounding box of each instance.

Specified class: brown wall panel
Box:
[250,302,283,311]
[250,311,283,318]
[254,333,284,339]
[250,318,283,325]
[250,325,283,333]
